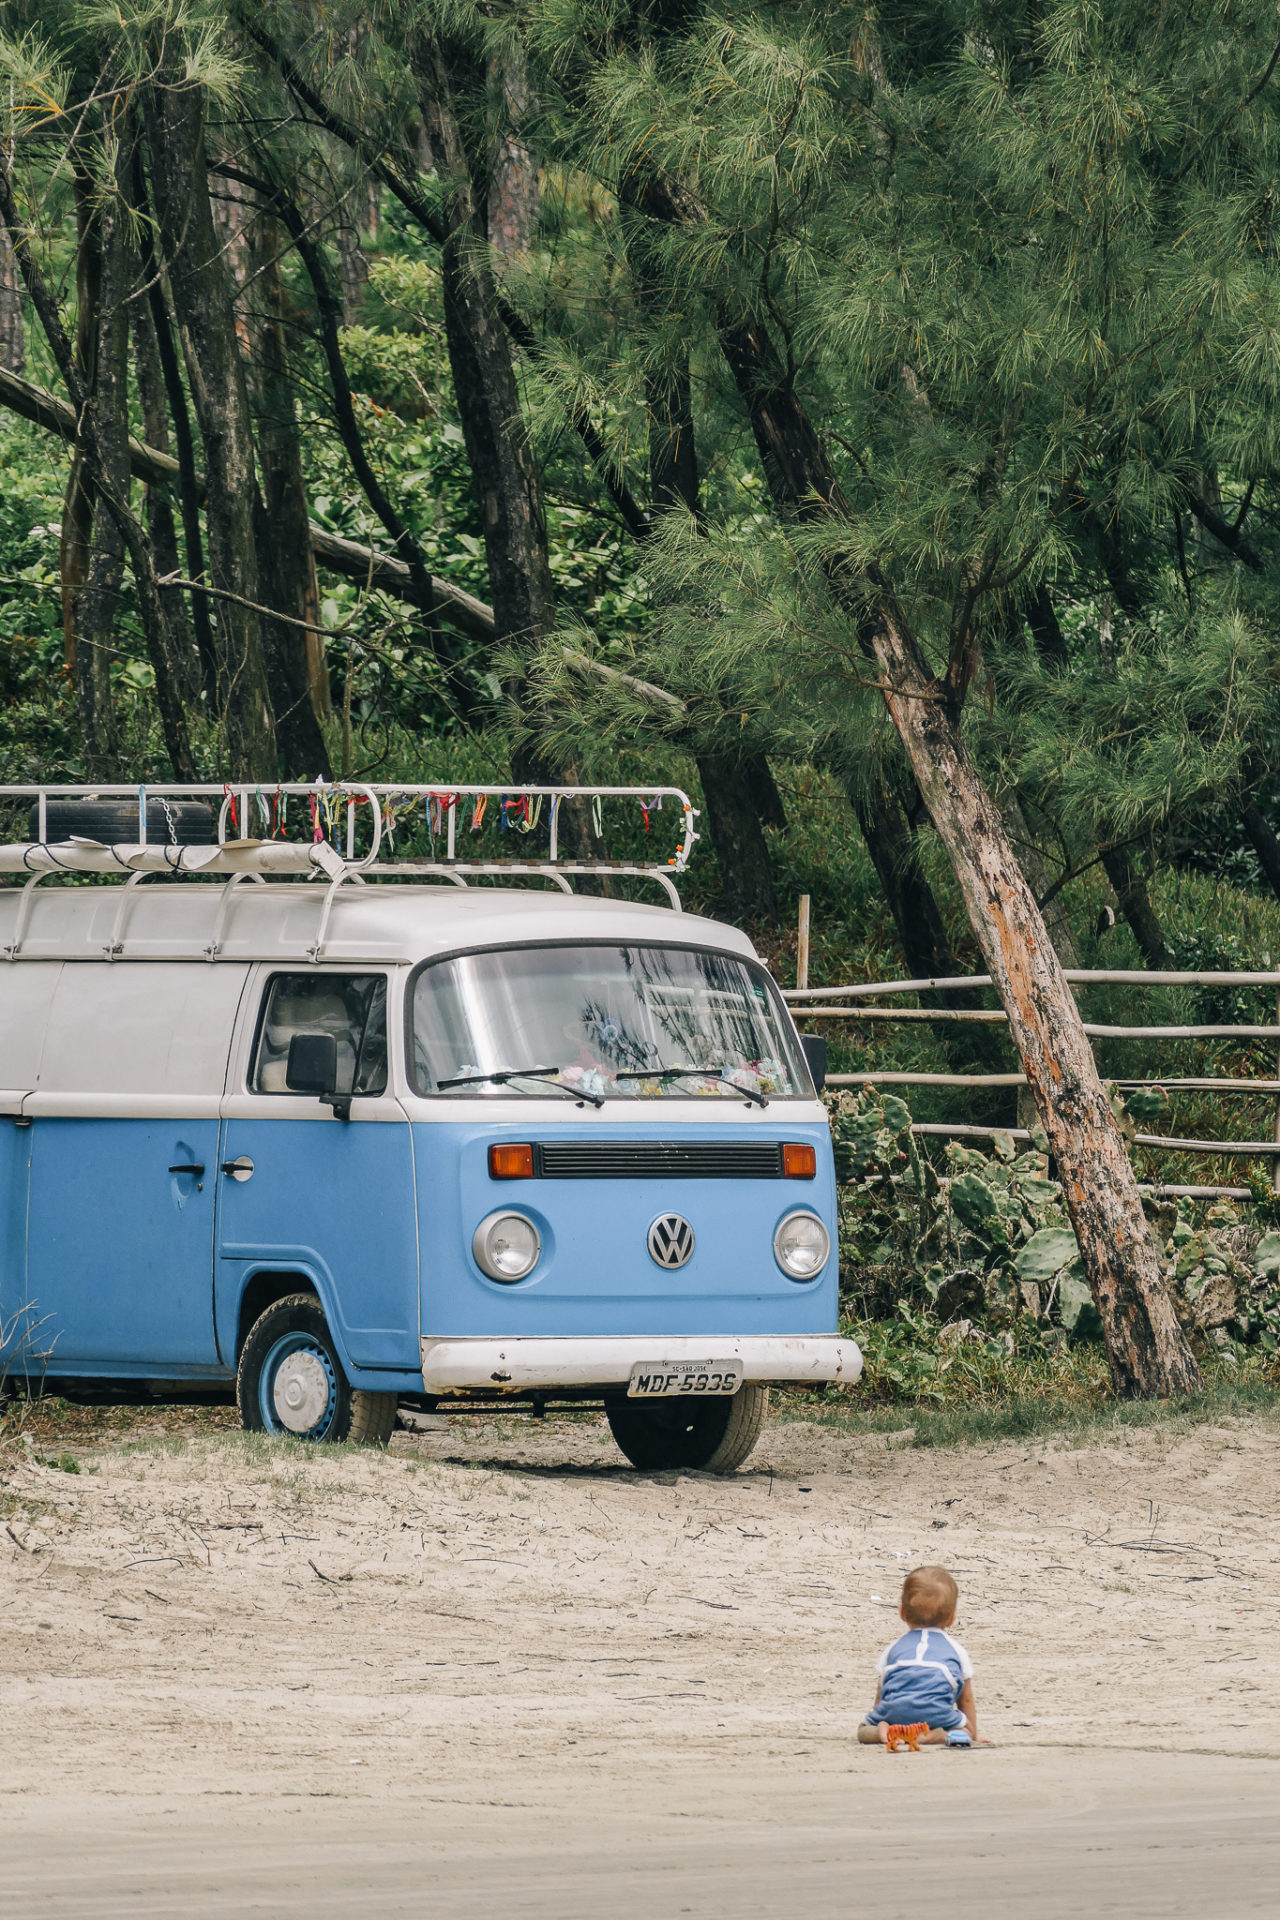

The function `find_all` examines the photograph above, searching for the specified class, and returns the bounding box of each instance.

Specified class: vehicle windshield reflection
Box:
[411,944,807,1101]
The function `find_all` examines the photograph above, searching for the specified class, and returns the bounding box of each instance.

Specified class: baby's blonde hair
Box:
[900,1565,958,1628]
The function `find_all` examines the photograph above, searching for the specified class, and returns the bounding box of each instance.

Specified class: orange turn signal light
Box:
[489,1142,534,1180]
[782,1142,817,1180]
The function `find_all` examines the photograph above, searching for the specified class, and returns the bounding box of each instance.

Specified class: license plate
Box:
[627,1359,743,1398]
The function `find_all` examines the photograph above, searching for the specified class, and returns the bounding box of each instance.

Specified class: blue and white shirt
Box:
[874,1627,972,1723]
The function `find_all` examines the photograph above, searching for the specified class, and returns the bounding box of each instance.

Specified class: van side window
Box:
[254,974,388,1097]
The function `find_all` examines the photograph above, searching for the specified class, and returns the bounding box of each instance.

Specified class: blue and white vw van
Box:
[0,782,860,1472]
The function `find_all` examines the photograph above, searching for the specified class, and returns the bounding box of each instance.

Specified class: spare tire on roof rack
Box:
[30,798,217,846]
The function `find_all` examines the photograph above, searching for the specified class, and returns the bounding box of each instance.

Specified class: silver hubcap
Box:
[272,1350,332,1433]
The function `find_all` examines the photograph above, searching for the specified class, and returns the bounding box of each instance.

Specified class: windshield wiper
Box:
[435,1066,606,1109]
[614,1065,769,1108]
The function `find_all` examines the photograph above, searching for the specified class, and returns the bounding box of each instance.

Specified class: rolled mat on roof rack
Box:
[28,799,215,846]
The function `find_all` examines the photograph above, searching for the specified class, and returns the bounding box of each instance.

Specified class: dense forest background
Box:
[6,0,1280,1393]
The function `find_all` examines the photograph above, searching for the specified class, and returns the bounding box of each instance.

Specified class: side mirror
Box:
[801,1033,827,1094]
[286,1031,338,1093]
[286,1032,349,1119]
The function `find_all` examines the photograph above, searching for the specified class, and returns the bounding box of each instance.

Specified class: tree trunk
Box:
[413,35,555,660]
[241,196,333,777]
[131,145,217,695]
[693,755,777,924]
[868,602,1199,1396]
[334,30,381,319]
[107,123,196,782]
[1242,802,1280,905]
[487,47,537,260]
[74,145,133,781]
[144,76,277,779]
[60,170,100,694]
[1024,584,1070,669]
[744,754,786,832]
[1101,846,1171,969]
[336,173,380,322]
[647,354,701,530]
[0,139,22,373]
[848,774,959,979]
[129,250,203,710]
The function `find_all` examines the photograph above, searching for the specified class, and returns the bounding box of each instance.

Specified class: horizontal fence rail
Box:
[788,967,1280,1200]
[796,1006,1280,1039]
[783,970,1280,999]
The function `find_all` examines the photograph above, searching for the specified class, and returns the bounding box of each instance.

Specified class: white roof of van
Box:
[0,880,758,967]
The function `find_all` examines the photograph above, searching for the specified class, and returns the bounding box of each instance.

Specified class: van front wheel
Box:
[237,1293,397,1447]
[605,1384,767,1473]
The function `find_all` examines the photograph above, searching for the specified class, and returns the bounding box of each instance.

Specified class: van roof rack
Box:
[0,782,699,958]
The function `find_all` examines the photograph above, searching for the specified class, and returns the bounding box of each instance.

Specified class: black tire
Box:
[606,1384,768,1473]
[236,1292,398,1447]
[32,798,215,846]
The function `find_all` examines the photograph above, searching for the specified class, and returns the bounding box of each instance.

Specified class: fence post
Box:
[797,894,811,991]
[1273,985,1280,1194]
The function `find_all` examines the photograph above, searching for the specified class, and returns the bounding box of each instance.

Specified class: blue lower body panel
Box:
[20,1118,220,1368]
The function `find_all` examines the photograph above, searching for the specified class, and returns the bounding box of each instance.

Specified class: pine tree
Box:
[517,0,1280,1394]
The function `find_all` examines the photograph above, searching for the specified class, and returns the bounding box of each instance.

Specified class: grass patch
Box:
[780,1368,1280,1450]
[104,1435,191,1461]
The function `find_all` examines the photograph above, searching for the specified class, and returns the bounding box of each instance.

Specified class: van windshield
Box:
[410,944,809,1101]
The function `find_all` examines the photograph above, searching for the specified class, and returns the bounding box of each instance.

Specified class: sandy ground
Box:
[3,1406,1280,1915]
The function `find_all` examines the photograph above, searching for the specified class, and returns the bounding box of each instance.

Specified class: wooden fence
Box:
[783,967,1280,1203]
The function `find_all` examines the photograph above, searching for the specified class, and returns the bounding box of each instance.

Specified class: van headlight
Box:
[473,1211,541,1282]
[773,1211,830,1280]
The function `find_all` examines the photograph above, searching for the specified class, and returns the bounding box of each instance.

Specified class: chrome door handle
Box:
[220,1156,255,1182]
[168,1163,205,1177]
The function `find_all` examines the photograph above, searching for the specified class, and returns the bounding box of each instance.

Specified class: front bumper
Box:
[419,1334,863,1396]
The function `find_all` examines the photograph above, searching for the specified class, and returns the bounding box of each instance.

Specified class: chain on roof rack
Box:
[0,782,700,960]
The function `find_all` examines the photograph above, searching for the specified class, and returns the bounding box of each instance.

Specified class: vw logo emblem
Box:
[647,1214,695,1270]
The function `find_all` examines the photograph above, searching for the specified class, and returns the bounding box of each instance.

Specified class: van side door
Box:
[22,963,246,1372]
[215,969,419,1375]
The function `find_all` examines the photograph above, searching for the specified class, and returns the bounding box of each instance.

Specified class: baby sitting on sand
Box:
[857,1564,990,1749]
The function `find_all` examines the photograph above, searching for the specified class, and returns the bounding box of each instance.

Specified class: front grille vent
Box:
[533,1141,784,1180]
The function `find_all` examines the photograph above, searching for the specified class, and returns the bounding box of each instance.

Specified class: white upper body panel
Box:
[0,881,756,968]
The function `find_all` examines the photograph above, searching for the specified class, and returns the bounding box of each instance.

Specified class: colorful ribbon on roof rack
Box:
[498,793,542,835]
[427,791,457,838]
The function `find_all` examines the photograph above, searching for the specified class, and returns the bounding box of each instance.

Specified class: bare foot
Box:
[857,1723,889,1745]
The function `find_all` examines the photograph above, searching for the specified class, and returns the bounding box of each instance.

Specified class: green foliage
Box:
[34,1452,80,1474]
[842,1302,1113,1410]
[829,1086,1081,1328]
[829,1082,1280,1394]
[0,419,78,779]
